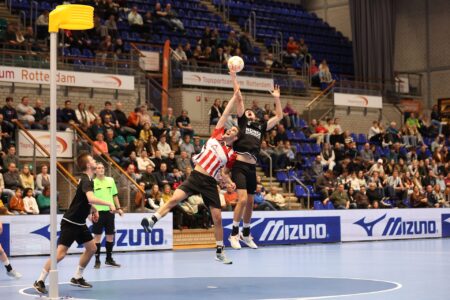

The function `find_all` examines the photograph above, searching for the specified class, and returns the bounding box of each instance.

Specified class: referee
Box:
[92,162,123,268]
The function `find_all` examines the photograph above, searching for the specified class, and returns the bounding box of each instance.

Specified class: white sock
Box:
[74,265,85,279]
[216,241,224,247]
[38,269,49,282]
[232,221,240,227]
[3,258,10,266]
[243,223,251,228]
[154,212,162,220]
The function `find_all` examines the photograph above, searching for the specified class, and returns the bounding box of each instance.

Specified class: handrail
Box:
[71,124,145,194]
[291,175,310,210]
[260,150,272,186]
[305,80,336,109]
[13,120,78,185]
[129,42,146,57]
[30,1,38,31]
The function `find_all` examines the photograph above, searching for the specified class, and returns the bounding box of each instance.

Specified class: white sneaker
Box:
[239,233,258,249]
[7,269,22,279]
[215,252,232,264]
[228,234,241,250]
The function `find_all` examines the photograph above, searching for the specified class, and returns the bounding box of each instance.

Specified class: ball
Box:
[228,56,245,73]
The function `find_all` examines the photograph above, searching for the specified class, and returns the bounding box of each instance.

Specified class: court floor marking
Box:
[15,276,402,300]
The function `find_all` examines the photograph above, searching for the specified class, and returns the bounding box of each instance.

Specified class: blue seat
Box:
[326,201,335,209]
[276,171,288,183]
[358,133,367,144]
[314,201,324,210]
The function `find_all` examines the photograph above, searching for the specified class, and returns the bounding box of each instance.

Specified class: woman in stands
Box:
[141,72,241,264]
[228,85,283,250]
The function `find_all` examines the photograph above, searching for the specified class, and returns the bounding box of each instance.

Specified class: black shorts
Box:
[232,160,257,194]
[178,170,221,209]
[91,211,116,235]
[58,219,93,248]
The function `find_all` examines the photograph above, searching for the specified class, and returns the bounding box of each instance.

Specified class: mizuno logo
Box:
[259,220,327,241]
[354,214,386,236]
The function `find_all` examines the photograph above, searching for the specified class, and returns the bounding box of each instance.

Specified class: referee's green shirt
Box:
[93,177,118,211]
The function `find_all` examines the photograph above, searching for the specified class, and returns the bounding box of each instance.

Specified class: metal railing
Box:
[273,31,283,62]
[291,175,310,209]
[305,80,336,123]
[71,124,145,211]
[30,1,38,28]
[260,150,273,186]
[219,0,230,22]
[244,11,256,41]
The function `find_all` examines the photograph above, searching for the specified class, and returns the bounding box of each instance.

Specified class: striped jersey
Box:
[192,127,236,181]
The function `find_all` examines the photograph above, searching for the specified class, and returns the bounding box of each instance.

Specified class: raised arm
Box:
[216,72,241,129]
[230,72,245,118]
[266,85,283,130]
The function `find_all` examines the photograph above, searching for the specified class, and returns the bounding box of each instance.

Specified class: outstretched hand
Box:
[269,85,281,98]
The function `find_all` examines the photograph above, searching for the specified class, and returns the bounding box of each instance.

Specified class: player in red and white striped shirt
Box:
[142,72,241,264]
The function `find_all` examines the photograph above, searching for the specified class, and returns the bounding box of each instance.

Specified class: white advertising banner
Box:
[139,51,160,71]
[18,130,74,158]
[1,213,173,256]
[334,92,383,109]
[183,71,274,91]
[0,66,134,90]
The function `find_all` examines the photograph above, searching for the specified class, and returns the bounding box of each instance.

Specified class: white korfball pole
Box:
[48,30,59,299]
[48,5,94,298]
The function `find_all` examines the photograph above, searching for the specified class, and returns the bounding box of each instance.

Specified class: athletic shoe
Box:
[33,280,47,294]
[228,234,241,250]
[105,258,121,267]
[239,233,258,249]
[141,217,155,233]
[94,259,101,269]
[215,252,232,264]
[70,277,93,288]
[7,269,22,279]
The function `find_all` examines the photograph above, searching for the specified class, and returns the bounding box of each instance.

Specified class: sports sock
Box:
[4,264,12,272]
[74,265,85,279]
[243,223,251,237]
[216,241,224,253]
[105,241,114,260]
[38,269,49,282]
[95,243,101,260]
[231,221,240,236]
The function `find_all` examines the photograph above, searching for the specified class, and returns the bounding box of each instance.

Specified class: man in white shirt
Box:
[128,6,143,33]
[264,186,286,210]
[157,135,171,158]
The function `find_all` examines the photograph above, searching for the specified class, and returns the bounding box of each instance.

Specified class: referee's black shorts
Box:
[58,219,93,247]
[91,211,116,235]
[232,160,257,194]
[178,170,221,209]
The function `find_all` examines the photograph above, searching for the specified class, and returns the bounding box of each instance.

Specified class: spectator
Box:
[385,121,402,144]
[411,185,430,208]
[264,186,286,210]
[316,170,335,200]
[139,122,155,153]
[151,150,163,171]
[2,145,20,171]
[23,187,39,214]
[9,188,26,214]
[105,14,118,38]
[223,183,238,211]
[0,113,13,150]
[209,99,222,126]
[311,155,324,179]
[105,130,123,164]
[226,31,239,51]
[172,43,187,63]
[59,100,78,129]
[154,163,171,188]
[320,143,336,171]
[92,133,108,159]
[384,170,405,206]
[36,185,51,214]
[19,164,34,191]
[136,149,155,173]
[146,184,164,210]
[368,121,383,145]
[3,162,22,199]
[128,6,143,33]
[176,151,192,173]
[355,186,370,208]
[16,96,39,129]
[2,97,18,127]
[286,36,299,58]
[253,184,277,211]
[298,38,308,57]
[360,143,375,167]
[433,184,449,207]
[165,4,185,33]
[140,164,157,194]
[36,10,49,39]
[368,159,385,177]
[157,135,171,158]
[87,105,99,125]
[366,182,382,208]
[326,184,349,209]
[176,110,194,137]
[162,107,176,130]
[114,101,136,136]
[180,135,195,158]
[239,32,253,55]
[193,137,202,155]
[282,102,298,129]
[319,60,332,88]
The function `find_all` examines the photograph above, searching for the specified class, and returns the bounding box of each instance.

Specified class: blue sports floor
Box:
[1,238,449,300]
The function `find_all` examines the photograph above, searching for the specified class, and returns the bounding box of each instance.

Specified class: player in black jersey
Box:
[228,85,283,249]
[33,153,116,294]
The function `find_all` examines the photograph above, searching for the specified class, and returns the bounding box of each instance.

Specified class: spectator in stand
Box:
[226,31,239,51]
[319,60,333,88]
[176,151,192,173]
[128,6,143,34]
[385,121,402,145]
[162,107,176,131]
[433,184,449,207]
[87,105,99,125]
[59,100,79,130]
[136,149,155,173]
[223,183,238,211]
[253,184,277,211]
[146,184,164,211]
[170,168,184,189]
[88,117,104,140]
[142,11,154,38]
[251,101,265,120]
[209,99,222,126]
[35,165,50,195]
[157,135,171,158]
[2,97,18,129]
[9,188,26,214]
[114,101,136,136]
[37,186,51,214]
[23,187,39,214]
[326,183,349,209]
[384,170,405,206]
[176,110,194,138]
[74,103,88,128]
[32,99,46,129]
[286,36,299,59]
[139,165,157,195]
[16,96,39,129]
[368,120,383,146]
[36,10,49,39]
[368,159,385,176]
[320,143,336,171]
[316,170,335,200]
[105,129,123,164]
[104,14,118,38]
[154,163,171,188]
[298,38,308,58]
[172,44,187,64]
[311,120,328,145]
[282,102,298,129]
[355,186,370,208]
[2,145,20,171]
[139,122,155,153]
[310,155,324,179]
[239,32,253,55]
[92,132,108,159]
[0,113,13,150]
[411,185,430,208]
[193,137,202,155]
[127,107,142,132]
[19,164,34,192]
[264,186,286,210]
[180,135,195,158]
[360,143,375,167]
[99,101,117,125]
[165,4,185,33]
[366,182,381,208]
